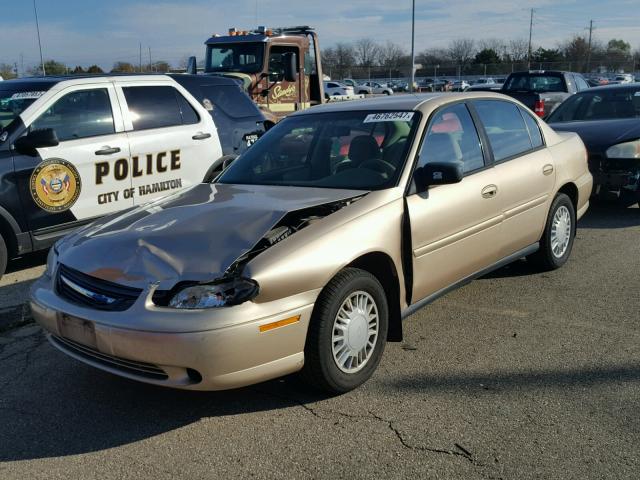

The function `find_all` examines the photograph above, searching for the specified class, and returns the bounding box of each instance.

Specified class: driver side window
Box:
[30,88,115,142]
[417,103,485,174]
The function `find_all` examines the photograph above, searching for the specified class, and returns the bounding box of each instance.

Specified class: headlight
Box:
[44,246,58,278]
[606,139,640,159]
[168,277,259,309]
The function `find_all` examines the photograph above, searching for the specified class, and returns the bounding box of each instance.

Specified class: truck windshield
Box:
[219,110,420,191]
[0,87,48,132]
[206,43,265,74]
[503,74,565,93]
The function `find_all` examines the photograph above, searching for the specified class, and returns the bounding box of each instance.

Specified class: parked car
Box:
[547,83,640,204]
[31,92,592,394]
[466,82,503,92]
[389,81,408,92]
[614,74,635,84]
[360,81,393,95]
[472,78,496,85]
[323,81,355,99]
[0,74,266,278]
[501,70,590,117]
[451,80,470,92]
[342,79,372,95]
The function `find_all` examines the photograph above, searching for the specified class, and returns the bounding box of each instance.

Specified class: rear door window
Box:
[473,100,533,162]
[123,85,196,130]
[199,85,260,119]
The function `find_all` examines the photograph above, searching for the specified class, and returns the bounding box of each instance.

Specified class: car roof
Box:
[576,82,640,93]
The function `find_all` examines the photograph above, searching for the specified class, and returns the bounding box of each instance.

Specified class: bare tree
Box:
[447,38,476,66]
[478,38,507,60]
[334,42,356,78]
[353,38,380,67]
[507,38,530,62]
[0,63,17,79]
[378,40,406,77]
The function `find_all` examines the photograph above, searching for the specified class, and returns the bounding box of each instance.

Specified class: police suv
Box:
[0,74,266,277]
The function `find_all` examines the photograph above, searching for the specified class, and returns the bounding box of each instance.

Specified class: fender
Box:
[0,205,32,255]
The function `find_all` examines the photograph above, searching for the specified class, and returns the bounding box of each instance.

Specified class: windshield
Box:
[206,43,265,73]
[547,87,640,122]
[219,110,420,190]
[504,74,566,93]
[0,87,47,131]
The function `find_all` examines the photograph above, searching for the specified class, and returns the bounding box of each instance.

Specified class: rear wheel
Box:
[301,268,388,394]
[528,193,575,270]
[0,235,7,280]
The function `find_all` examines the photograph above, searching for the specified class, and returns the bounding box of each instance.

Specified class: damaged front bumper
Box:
[30,271,319,390]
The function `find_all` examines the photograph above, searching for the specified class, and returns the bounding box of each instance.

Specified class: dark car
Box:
[547,83,640,203]
[501,71,591,118]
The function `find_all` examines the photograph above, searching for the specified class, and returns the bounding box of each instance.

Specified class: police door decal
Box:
[29,158,81,213]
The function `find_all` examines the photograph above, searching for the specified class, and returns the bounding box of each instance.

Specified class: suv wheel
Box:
[528,193,575,270]
[301,268,388,394]
[0,235,7,280]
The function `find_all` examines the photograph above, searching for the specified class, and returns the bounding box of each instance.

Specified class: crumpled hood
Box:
[550,118,640,154]
[57,183,363,290]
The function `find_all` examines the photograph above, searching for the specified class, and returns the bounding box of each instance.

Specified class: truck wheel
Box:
[527,193,575,271]
[0,235,7,281]
[301,268,388,394]
[202,155,237,182]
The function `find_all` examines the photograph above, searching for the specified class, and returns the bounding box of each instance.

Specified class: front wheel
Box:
[301,268,388,394]
[528,193,575,270]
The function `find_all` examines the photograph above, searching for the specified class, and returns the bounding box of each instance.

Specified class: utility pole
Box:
[148,46,152,72]
[20,53,24,77]
[33,0,45,76]
[139,43,142,72]
[409,0,415,93]
[527,8,534,70]
[586,20,594,73]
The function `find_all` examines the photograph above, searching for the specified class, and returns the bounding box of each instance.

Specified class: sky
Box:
[1,0,639,71]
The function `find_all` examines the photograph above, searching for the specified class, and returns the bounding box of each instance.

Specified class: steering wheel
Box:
[360,159,396,179]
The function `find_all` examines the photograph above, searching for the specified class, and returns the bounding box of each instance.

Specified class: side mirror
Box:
[414,161,464,192]
[14,128,59,156]
[186,56,197,75]
[283,52,298,83]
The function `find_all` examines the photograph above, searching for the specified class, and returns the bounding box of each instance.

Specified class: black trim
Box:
[401,243,539,319]
[31,217,98,250]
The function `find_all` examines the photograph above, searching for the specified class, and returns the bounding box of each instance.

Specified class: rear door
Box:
[115,80,222,205]
[406,102,503,303]
[14,82,132,233]
[472,99,555,257]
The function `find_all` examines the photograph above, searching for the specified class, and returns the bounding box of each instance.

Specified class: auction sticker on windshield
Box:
[10,91,46,100]
[364,112,414,123]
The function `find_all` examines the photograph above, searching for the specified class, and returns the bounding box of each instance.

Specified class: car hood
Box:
[550,118,640,153]
[57,183,364,290]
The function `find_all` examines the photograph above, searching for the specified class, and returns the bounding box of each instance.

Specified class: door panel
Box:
[407,169,503,302]
[14,84,132,233]
[493,148,555,256]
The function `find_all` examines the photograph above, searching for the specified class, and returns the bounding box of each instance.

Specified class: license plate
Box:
[244,133,259,147]
[57,314,97,349]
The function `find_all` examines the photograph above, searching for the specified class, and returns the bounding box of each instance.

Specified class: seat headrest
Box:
[348,135,380,166]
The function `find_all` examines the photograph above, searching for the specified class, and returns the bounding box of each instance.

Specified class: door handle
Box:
[481,184,498,199]
[95,146,121,155]
[543,164,554,175]
[192,132,211,140]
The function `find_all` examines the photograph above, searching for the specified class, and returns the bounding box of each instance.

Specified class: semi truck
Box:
[187,26,325,126]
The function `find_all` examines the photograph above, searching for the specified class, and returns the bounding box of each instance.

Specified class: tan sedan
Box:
[30,93,592,393]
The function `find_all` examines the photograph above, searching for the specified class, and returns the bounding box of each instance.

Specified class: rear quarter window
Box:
[199,85,260,119]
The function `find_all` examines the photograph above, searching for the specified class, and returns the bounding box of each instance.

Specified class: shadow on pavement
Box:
[0,336,331,462]
[578,200,640,230]
[387,364,640,393]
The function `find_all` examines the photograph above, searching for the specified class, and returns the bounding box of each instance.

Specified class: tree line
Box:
[0,59,172,79]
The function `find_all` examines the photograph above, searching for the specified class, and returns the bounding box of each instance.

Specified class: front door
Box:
[406,102,504,303]
[14,83,132,233]
[266,45,302,115]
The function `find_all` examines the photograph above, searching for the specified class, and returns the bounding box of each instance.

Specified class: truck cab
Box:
[199,26,324,124]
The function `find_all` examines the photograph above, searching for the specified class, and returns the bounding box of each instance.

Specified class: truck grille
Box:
[56,264,142,311]
[50,335,168,380]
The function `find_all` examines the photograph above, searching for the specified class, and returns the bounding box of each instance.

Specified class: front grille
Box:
[56,264,142,311]
[51,335,168,380]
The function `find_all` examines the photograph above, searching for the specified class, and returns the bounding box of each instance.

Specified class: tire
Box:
[301,267,388,394]
[0,235,7,281]
[325,93,330,100]
[202,155,237,182]
[358,90,367,95]
[384,90,391,95]
[527,193,575,270]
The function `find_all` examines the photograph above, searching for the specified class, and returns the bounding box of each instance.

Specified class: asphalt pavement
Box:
[0,201,638,479]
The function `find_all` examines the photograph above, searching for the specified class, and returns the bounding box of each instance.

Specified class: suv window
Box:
[199,84,259,119]
[574,74,589,91]
[31,88,114,142]
[417,103,485,173]
[123,86,198,130]
[473,100,533,162]
[519,107,544,148]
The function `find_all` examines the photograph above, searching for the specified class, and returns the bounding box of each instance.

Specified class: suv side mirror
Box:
[283,52,298,83]
[414,161,464,192]
[14,128,59,156]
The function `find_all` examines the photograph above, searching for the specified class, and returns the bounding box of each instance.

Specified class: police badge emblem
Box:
[30,158,81,212]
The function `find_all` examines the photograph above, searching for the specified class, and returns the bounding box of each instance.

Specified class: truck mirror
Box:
[283,52,298,83]
[186,56,197,75]
[14,128,59,156]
